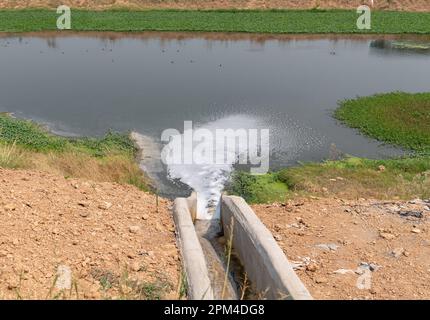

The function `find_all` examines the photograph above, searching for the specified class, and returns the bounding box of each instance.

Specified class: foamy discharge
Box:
[164,115,260,220]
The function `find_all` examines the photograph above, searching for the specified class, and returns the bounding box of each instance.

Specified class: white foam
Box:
[164,115,260,220]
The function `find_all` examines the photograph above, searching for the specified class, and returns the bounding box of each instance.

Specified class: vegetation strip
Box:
[229,92,430,204]
[0,114,149,190]
[1,9,430,34]
[335,92,430,152]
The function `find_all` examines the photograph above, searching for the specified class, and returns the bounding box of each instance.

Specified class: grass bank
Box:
[229,92,430,203]
[0,114,149,190]
[228,156,430,203]
[1,9,430,34]
[335,92,430,153]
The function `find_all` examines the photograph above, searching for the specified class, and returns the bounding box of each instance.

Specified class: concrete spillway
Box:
[173,193,313,300]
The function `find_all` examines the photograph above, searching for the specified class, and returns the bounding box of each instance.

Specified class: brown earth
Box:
[1,0,429,12]
[253,197,430,299]
[0,168,179,300]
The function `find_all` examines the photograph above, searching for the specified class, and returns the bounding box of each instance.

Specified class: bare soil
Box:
[1,0,429,12]
[0,168,179,299]
[253,197,430,300]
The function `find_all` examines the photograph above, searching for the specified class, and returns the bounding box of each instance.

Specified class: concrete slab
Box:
[221,195,313,300]
[173,197,214,300]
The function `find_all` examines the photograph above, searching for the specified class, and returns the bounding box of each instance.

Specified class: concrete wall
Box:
[221,195,313,300]
[173,197,214,300]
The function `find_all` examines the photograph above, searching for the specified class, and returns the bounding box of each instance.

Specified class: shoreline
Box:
[3,30,430,41]
[1,9,430,34]
[0,113,151,192]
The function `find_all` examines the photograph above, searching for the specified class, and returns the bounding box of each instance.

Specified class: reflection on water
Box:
[370,39,430,56]
[1,33,430,198]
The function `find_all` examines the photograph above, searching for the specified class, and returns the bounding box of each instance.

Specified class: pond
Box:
[1,33,430,204]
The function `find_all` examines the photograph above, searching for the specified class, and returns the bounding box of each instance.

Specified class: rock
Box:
[83,286,101,299]
[378,165,386,172]
[291,257,313,271]
[129,225,140,234]
[7,280,19,290]
[98,202,112,210]
[380,232,395,240]
[142,214,149,220]
[306,263,318,272]
[316,243,339,251]
[274,224,282,232]
[79,211,90,218]
[4,203,16,211]
[409,199,423,204]
[411,228,421,234]
[398,210,423,219]
[274,234,283,241]
[333,268,355,275]
[130,261,141,272]
[55,265,72,290]
[315,276,328,284]
[359,262,380,272]
[391,247,405,258]
[369,263,380,272]
[370,288,380,295]
[78,201,90,208]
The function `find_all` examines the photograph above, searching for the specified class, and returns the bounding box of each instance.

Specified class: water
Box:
[162,115,266,218]
[1,33,430,214]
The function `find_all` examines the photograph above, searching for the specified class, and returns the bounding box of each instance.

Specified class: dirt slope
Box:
[0,169,179,299]
[253,197,430,299]
[1,0,429,11]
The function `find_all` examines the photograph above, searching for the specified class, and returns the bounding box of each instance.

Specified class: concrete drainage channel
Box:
[173,193,313,300]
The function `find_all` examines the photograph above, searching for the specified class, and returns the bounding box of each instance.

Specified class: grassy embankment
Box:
[229,92,430,203]
[0,114,149,190]
[1,9,430,33]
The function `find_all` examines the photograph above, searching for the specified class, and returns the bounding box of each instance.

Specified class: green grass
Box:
[0,114,149,190]
[0,114,65,151]
[1,9,430,33]
[335,92,430,152]
[227,171,290,203]
[229,156,430,202]
[279,156,430,197]
[0,113,135,156]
